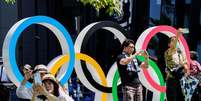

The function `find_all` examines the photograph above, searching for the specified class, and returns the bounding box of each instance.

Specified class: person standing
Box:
[189,51,201,101]
[116,39,149,101]
[16,64,74,101]
[16,64,48,100]
[31,74,70,101]
[164,29,189,101]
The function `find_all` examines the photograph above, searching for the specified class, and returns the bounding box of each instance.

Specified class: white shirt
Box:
[0,65,10,82]
[16,84,74,101]
[172,51,186,65]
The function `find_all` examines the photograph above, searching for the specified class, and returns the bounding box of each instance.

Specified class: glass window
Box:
[150,0,161,20]
[171,0,175,5]
[156,0,161,5]
[184,15,189,28]
[200,9,201,25]
[185,0,191,4]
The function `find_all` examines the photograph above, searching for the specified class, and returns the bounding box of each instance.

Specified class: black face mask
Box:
[37,95,47,100]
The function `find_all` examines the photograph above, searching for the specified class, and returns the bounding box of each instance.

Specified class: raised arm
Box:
[172,28,183,50]
[16,68,33,99]
[119,54,136,65]
[140,51,149,68]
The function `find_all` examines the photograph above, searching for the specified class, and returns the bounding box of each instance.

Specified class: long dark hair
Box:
[190,51,198,60]
[44,79,59,96]
[38,79,59,100]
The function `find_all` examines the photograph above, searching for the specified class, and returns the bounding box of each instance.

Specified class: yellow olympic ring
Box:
[49,53,107,101]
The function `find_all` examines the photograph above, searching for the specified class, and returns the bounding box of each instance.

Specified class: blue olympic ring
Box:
[8,16,75,88]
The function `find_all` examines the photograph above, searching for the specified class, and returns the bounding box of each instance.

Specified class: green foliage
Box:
[80,0,121,16]
[4,0,16,4]
[4,0,121,16]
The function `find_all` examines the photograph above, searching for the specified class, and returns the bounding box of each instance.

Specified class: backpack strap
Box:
[133,58,140,72]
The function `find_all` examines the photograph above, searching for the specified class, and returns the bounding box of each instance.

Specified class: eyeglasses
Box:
[128,46,135,48]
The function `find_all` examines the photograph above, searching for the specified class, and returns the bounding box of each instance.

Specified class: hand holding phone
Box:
[34,72,42,85]
[178,28,189,34]
[23,65,32,80]
[23,64,32,74]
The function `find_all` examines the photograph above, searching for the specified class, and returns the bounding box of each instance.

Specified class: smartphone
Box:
[23,64,32,73]
[34,72,42,85]
[180,28,189,34]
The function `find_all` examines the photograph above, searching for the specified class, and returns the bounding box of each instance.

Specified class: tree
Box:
[4,0,15,4]
[76,0,121,16]
[4,0,121,15]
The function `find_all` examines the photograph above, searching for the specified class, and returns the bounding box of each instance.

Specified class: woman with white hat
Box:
[16,64,73,101]
[32,74,73,101]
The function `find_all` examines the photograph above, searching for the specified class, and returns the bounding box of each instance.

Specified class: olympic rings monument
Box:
[2,16,190,101]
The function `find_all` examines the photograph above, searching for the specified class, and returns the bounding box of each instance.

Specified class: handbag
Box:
[168,64,185,79]
[180,75,199,101]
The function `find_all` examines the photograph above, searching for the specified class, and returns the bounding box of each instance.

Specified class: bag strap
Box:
[133,59,140,72]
